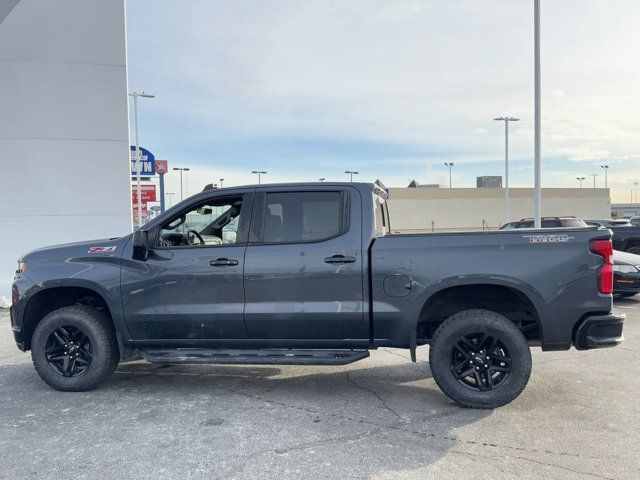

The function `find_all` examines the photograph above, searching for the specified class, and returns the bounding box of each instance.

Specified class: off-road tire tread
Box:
[31,305,120,391]
[429,309,532,409]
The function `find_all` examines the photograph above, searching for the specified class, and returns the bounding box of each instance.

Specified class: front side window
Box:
[262,191,343,243]
[157,196,243,248]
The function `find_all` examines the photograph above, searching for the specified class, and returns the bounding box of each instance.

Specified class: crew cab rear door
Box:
[243,186,365,341]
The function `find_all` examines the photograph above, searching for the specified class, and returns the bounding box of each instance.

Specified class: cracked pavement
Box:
[1,298,639,480]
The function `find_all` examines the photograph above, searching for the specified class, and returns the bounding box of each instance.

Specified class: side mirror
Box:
[132,230,149,261]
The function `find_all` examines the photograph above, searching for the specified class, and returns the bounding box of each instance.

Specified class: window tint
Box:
[561,219,587,228]
[263,191,343,243]
[157,196,243,247]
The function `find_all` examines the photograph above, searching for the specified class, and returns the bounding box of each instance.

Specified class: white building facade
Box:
[0,0,131,305]
[387,187,611,232]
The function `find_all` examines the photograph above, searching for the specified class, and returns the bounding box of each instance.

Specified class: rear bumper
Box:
[574,312,625,350]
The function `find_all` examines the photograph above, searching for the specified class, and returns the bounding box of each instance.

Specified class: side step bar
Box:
[142,349,370,366]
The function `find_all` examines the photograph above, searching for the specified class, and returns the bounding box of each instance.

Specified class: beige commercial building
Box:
[386,187,611,232]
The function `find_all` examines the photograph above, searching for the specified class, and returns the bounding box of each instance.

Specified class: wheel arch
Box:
[415,280,545,346]
[21,283,124,350]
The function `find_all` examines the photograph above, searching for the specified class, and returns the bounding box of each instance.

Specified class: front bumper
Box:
[574,312,625,350]
[9,304,25,351]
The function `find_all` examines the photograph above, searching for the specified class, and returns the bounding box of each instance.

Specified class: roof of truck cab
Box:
[205,182,374,190]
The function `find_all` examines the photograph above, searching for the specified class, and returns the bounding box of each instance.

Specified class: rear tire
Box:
[429,309,531,409]
[31,306,120,391]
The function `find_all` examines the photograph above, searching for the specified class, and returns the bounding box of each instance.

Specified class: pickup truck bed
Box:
[371,228,611,351]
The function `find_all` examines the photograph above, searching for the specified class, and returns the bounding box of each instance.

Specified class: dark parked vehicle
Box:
[500,216,588,230]
[10,183,624,408]
[613,250,640,297]
[609,225,640,255]
[585,219,632,228]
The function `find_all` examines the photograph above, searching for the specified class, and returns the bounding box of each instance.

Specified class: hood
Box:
[612,249,640,266]
[20,236,129,262]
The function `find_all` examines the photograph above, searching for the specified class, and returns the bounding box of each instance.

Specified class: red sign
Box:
[155,160,168,175]
[131,184,157,203]
[132,204,148,215]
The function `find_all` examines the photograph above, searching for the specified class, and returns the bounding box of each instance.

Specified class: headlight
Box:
[613,264,639,273]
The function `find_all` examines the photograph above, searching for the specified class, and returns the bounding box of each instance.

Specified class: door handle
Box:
[324,254,356,264]
[209,258,239,267]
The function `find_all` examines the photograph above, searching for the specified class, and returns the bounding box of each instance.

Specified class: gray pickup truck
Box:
[9,183,624,408]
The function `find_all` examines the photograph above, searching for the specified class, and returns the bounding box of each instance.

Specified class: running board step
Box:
[142,349,370,366]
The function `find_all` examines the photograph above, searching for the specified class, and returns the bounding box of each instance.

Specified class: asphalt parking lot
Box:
[1,301,638,480]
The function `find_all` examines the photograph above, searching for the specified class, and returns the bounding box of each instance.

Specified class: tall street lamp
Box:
[600,164,609,188]
[252,170,267,184]
[173,167,190,201]
[444,162,454,188]
[576,177,586,188]
[533,0,542,228]
[128,91,155,227]
[345,171,359,182]
[165,192,175,208]
[219,178,224,188]
[318,177,326,182]
[494,116,520,224]
[590,173,600,188]
[635,182,639,204]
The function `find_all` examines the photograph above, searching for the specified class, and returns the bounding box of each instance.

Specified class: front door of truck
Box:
[121,192,253,343]
[243,187,365,341]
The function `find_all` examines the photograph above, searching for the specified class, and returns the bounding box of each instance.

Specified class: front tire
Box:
[429,309,532,409]
[31,306,120,391]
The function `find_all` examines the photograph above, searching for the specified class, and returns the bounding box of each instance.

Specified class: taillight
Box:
[590,239,613,294]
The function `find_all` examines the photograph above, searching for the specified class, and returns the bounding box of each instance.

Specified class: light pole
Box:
[494,116,520,224]
[635,182,639,204]
[533,0,542,228]
[173,167,190,201]
[600,164,609,188]
[444,162,454,188]
[590,173,600,188]
[165,192,175,208]
[252,170,267,184]
[219,178,224,188]
[576,177,586,188]
[318,177,326,182]
[345,171,359,182]
[128,91,155,227]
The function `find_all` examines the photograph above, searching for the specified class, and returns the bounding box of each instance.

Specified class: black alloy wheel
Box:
[44,326,93,377]
[450,333,512,391]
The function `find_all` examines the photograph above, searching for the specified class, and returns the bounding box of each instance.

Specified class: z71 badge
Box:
[522,234,574,244]
[87,246,117,254]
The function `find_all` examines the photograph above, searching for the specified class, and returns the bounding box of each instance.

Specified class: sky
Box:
[125,0,640,203]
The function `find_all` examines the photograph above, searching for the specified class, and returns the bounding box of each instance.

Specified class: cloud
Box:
[126,0,640,197]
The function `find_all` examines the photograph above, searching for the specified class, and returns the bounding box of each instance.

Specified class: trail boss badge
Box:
[522,234,574,244]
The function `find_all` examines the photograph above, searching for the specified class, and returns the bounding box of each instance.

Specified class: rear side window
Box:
[262,191,343,243]
[560,219,587,228]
